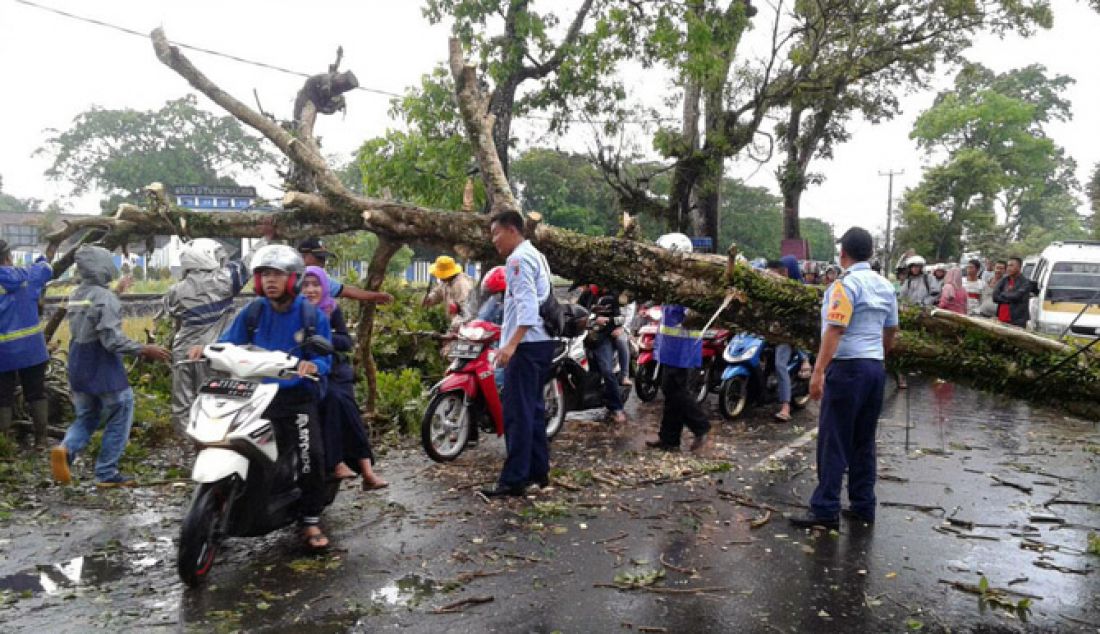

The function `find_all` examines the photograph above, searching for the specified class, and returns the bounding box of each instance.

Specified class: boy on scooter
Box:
[188,244,333,550]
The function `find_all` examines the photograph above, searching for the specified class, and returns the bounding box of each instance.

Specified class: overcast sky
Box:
[1,0,1097,239]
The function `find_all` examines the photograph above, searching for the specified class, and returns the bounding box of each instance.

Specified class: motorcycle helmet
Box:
[905,255,926,268]
[250,244,306,297]
[481,265,507,295]
[655,233,693,254]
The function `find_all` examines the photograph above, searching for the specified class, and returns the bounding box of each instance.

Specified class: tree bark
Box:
[357,238,402,417]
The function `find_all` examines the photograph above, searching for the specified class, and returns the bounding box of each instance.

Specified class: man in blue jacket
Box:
[0,240,52,447]
[191,244,334,550]
[51,246,170,486]
[645,234,711,453]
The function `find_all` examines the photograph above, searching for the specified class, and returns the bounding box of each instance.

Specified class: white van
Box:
[1029,241,1100,338]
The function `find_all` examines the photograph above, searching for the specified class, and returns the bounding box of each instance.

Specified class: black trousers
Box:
[0,361,48,407]
[658,366,710,446]
[266,389,326,525]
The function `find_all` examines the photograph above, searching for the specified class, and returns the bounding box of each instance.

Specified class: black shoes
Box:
[530,475,550,489]
[788,513,840,530]
[645,439,680,452]
[842,508,875,524]
[480,484,527,498]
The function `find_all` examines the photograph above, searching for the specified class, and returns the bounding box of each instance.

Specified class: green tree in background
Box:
[38,95,277,212]
[0,174,41,213]
[896,63,1081,261]
[511,149,620,236]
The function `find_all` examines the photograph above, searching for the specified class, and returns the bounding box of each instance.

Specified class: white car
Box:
[1029,241,1100,338]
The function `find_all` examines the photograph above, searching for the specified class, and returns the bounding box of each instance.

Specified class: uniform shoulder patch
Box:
[825,281,853,327]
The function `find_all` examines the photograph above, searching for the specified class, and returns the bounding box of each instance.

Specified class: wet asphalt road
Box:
[0,377,1097,633]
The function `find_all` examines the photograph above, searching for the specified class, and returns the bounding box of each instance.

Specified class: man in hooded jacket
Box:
[50,246,170,487]
[164,235,267,431]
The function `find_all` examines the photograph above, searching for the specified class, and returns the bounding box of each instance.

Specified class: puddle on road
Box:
[369,574,437,607]
[0,536,173,596]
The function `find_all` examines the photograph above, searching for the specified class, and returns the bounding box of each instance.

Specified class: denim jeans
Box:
[589,336,624,413]
[613,330,631,383]
[62,388,135,482]
[775,344,792,404]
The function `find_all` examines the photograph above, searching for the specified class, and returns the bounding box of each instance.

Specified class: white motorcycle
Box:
[177,339,337,587]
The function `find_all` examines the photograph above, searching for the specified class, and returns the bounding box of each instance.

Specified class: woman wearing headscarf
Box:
[773,256,810,422]
[300,266,388,491]
[937,267,968,315]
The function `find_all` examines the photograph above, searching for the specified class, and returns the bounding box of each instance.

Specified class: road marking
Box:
[752,428,817,471]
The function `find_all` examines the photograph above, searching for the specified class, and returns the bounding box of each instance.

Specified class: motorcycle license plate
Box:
[450,342,483,359]
[199,379,257,398]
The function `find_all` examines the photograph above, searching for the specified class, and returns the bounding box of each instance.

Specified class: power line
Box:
[11,0,403,98]
[11,0,673,127]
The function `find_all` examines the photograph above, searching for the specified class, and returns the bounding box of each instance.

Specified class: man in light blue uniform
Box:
[791,227,898,530]
[483,210,556,497]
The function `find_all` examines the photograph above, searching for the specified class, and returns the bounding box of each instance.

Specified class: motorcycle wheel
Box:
[421,390,470,463]
[544,378,566,439]
[718,376,749,420]
[634,363,659,402]
[178,482,225,587]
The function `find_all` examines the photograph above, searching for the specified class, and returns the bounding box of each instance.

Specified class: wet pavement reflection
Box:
[0,376,1096,632]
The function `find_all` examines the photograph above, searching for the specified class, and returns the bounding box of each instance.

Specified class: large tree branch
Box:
[516,0,596,81]
[447,38,521,215]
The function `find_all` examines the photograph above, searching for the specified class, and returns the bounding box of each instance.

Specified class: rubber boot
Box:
[0,406,12,437]
[29,400,50,449]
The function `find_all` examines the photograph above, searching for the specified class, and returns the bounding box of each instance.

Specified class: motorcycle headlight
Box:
[723,344,759,363]
[458,326,486,341]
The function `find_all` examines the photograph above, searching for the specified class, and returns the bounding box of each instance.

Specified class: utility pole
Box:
[879,169,903,263]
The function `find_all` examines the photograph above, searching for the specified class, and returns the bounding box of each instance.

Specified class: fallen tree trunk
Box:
[43,27,1095,420]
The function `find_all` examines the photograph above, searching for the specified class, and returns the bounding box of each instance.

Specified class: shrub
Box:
[374,368,427,436]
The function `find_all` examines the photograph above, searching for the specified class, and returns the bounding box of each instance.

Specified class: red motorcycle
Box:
[691,328,732,405]
[420,320,566,463]
[632,304,664,402]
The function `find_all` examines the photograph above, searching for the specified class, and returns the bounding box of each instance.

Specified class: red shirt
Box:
[997,277,1015,323]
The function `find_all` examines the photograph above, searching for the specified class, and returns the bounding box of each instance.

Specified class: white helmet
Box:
[905,255,926,268]
[180,238,225,272]
[250,244,305,276]
[656,233,693,254]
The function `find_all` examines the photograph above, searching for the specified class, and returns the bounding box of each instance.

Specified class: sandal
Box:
[774,411,791,422]
[301,525,329,551]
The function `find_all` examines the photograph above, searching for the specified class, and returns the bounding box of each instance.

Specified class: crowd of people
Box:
[0,214,1039,551]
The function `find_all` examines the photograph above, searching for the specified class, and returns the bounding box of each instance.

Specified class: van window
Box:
[1022,262,1036,280]
[1046,262,1100,303]
[1033,259,1048,287]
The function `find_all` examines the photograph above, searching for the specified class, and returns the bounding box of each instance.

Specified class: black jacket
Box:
[992,274,1032,327]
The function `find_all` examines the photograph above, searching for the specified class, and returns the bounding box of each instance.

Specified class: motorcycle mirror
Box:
[305,334,335,355]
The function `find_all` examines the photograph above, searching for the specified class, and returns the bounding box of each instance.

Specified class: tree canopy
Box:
[38,94,277,212]
[896,63,1083,261]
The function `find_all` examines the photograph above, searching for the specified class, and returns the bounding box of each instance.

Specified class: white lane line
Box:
[752,428,817,471]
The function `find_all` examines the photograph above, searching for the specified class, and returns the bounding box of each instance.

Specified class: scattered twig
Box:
[878,473,910,483]
[659,554,695,575]
[749,511,772,529]
[1060,614,1100,628]
[594,583,729,595]
[475,491,491,505]
[1007,577,1029,586]
[500,552,545,563]
[432,596,494,614]
[595,531,630,545]
[1033,560,1092,575]
[716,489,779,512]
[938,579,1043,600]
[881,501,946,516]
[638,627,668,633]
[551,478,582,492]
[591,473,623,487]
[990,475,1032,494]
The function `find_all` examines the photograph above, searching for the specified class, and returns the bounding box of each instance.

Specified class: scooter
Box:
[554,312,633,415]
[632,304,663,402]
[717,332,812,420]
[177,338,337,587]
[421,320,566,463]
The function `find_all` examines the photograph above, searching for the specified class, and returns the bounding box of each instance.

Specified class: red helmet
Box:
[482,266,507,294]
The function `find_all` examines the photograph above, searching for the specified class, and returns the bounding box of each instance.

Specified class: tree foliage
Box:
[511,148,620,236]
[38,95,277,212]
[1088,163,1100,239]
[0,174,40,213]
[896,63,1081,261]
[774,0,1052,240]
[355,68,484,210]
